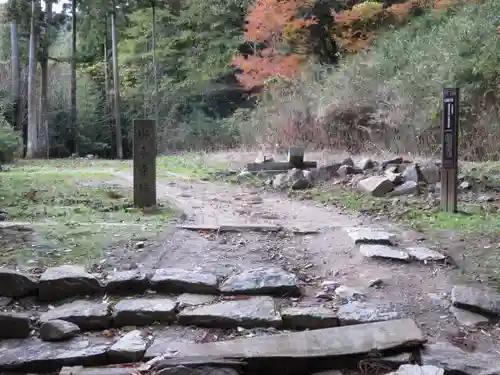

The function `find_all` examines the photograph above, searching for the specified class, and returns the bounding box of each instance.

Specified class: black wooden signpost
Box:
[441,88,459,213]
[133,119,156,208]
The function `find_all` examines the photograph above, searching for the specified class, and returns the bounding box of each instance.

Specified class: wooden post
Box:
[440,88,459,213]
[133,119,156,208]
[288,147,305,169]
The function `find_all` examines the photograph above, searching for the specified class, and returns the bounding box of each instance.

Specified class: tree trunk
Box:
[26,0,38,159]
[38,0,52,158]
[10,23,22,133]
[69,0,77,155]
[152,2,158,124]
[111,0,123,159]
[103,14,109,109]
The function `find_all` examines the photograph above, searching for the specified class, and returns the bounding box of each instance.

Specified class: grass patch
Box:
[0,164,176,267]
[156,154,229,180]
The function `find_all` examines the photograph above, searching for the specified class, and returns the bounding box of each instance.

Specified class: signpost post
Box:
[440,88,459,213]
[133,119,156,208]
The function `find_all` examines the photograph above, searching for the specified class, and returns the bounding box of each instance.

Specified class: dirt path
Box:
[111,170,500,355]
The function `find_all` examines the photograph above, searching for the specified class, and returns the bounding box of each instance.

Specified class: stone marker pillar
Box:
[133,119,156,208]
[288,147,304,169]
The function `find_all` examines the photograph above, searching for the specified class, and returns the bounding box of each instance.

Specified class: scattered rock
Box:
[104,270,150,294]
[178,296,281,329]
[320,280,341,291]
[451,285,500,316]
[477,194,494,203]
[237,171,253,181]
[150,268,218,294]
[220,267,300,297]
[108,330,148,363]
[281,306,339,329]
[0,297,12,307]
[449,306,489,327]
[334,285,365,301]
[358,176,394,197]
[337,301,401,325]
[176,294,217,309]
[291,175,312,190]
[0,268,38,298]
[337,165,354,178]
[401,164,421,183]
[387,365,443,375]
[460,181,472,190]
[406,247,445,262]
[391,181,418,196]
[359,244,410,261]
[359,158,375,170]
[368,278,384,288]
[113,298,177,327]
[313,163,341,181]
[59,366,141,375]
[272,173,288,189]
[419,162,441,184]
[38,265,102,302]
[344,228,396,245]
[0,312,31,338]
[342,157,354,167]
[380,352,414,366]
[40,319,80,342]
[381,157,404,170]
[40,300,111,330]
[315,292,333,301]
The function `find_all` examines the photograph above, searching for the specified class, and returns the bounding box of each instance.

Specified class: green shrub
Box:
[0,116,21,165]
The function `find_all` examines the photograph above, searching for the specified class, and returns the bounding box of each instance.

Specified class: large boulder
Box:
[358,176,394,197]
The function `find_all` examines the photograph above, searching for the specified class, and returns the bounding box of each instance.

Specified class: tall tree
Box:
[26,0,38,158]
[10,22,22,132]
[111,0,123,159]
[70,0,77,154]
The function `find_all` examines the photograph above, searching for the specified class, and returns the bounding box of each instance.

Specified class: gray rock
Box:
[359,158,375,170]
[387,365,444,375]
[477,194,494,203]
[460,181,472,190]
[0,268,38,298]
[178,296,281,329]
[150,268,218,294]
[359,244,410,261]
[281,306,339,329]
[427,293,451,309]
[59,366,141,375]
[177,294,217,309]
[391,181,418,196]
[385,170,403,184]
[0,312,30,338]
[40,319,80,342]
[40,300,111,330]
[237,171,253,181]
[0,337,110,373]
[402,164,421,183]
[313,163,341,181]
[406,247,445,262]
[104,270,150,294]
[421,342,500,375]
[334,285,365,301]
[358,176,394,197]
[337,302,401,325]
[449,306,489,327]
[380,353,414,366]
[341,157,354,166]
[113,298,177,327]
[337,165,353,177]
[451,285,500,316]
[287,168,304,182]
[38,265,102,302]
[0,297,12,307]
[151,366,239,375]
[381,157,404,169]
[219,267,300,297]
[345,228,396,245]
[272,173,288,189]
[291,176,312,190]
[419,162,441,184]
[109,330,148,362]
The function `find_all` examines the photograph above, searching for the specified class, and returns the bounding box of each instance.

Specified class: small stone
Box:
[104,270,150,294]
[113,298,177,327]
[0,268,38,298]
[344,228,396,245]
[220,267,300,297]
[281,306,339,329]
[451,285,500,316]
[150,268,218,294]
[178,296,281,329]
[459,181,472,190]
[427,293,451,309]
[0,312,30,338]
[38,265,102,302]
[369,278,384,288]
[391,181,418,196]
[337,301,401,325]
[334,285,365,301]
[387,365,444,375]
[40,319,80,342]
[109,330,148,362]
[359,158,375,170]
[359,244,410,261]
[134,241,145,249]
[477,194,494,203]
[449,306,489,327]
[40,300,111,330]
[358,176,394,197]
[406,247,445,262]
[337,165,354,177]
[176,294,217,309]
[320,280,340,291]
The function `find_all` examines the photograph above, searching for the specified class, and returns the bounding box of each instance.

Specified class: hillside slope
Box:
[239,0,500,160]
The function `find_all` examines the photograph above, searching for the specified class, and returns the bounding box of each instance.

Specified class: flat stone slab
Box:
[449,306,489,328]
[344,228,396,246]
[0,268,38,298]
[104,270,150,294]
[0,337,111,373]
[359,245,410,261]
[38,265,102,302]
[421,342,500,375]
[451,285,500,316]
[0,312,31,338]
[145,318,426,359]
[177,294,217,308]
[281,307,339,329]
[150,268,218,294]
[113,298,177,327]
[108,330,148,363]
[40,319,81,342]
[178,224,283,233]
[60,366,141,375]
[40,300,111,330]
[178,296,281,329]
[337,302,401,325]
[388,365,444,375]
[219,267,300,297]
[406,247,446,262]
